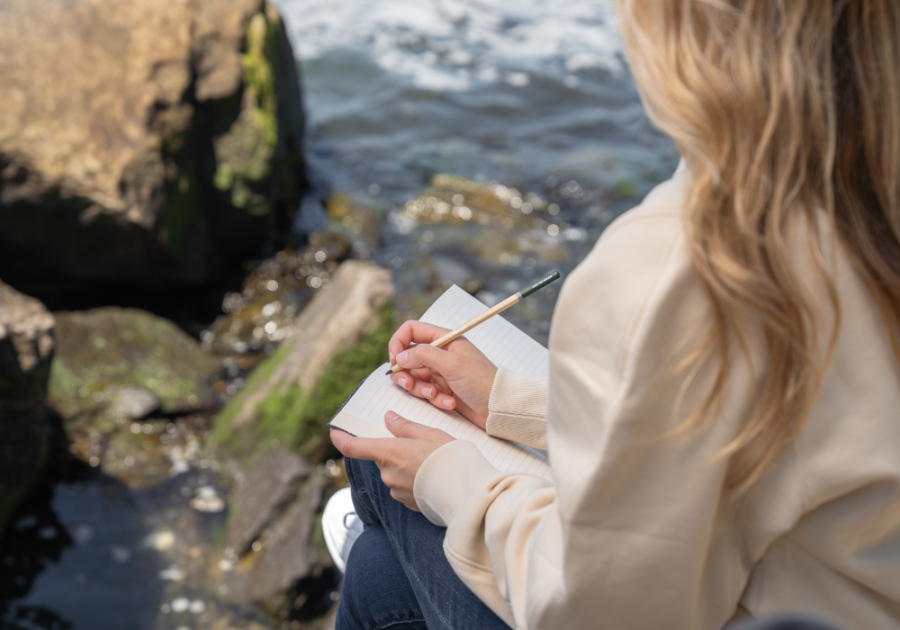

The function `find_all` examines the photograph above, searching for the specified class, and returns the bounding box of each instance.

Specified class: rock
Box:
[0,280,55,533]
[215,261,394,463]
[105,385,161,421]
[100,426,173,488]
[225,448,311,556]
[48,307,219,471]
[0,0,307,303]
[50,308,219,418]
[250,475,327,607]
[326,194,382,258]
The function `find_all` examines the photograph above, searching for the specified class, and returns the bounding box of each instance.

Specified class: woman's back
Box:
[548,168,900,628]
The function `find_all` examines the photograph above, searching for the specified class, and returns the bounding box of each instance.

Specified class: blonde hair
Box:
[617,0,900,489]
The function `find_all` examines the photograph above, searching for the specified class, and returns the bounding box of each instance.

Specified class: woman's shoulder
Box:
[572,164,693,288]
[601,163,689,241]
[552,166,707,362]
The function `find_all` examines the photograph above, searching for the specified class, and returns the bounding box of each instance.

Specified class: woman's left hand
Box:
[330,411,455,511]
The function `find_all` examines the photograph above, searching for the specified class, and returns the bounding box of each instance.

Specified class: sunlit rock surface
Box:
[0,281,55,536]
[0,0,306,302]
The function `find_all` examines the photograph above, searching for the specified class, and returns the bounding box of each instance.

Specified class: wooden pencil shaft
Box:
[386,294,519,374]
[430,294,520,347]
[386,271,561,374]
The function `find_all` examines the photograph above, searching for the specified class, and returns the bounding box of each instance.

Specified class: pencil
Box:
[385,270,561,375]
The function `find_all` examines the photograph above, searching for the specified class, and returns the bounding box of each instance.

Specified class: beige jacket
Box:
[413,167,900,630]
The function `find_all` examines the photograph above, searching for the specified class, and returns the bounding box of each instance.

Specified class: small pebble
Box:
[189,600,205,614]
[159,565,184,582]
[170,597,189,613]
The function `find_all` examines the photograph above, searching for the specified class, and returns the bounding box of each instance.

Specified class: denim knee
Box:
[337,525,428,630]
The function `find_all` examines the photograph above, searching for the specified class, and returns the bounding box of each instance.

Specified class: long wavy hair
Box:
[616,0,900,490]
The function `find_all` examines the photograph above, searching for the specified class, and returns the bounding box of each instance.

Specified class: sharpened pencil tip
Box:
[385,369,393,375]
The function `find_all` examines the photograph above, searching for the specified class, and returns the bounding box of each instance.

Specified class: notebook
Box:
[329,285,552,481]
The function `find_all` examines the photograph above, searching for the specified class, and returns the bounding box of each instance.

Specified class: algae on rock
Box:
[215,262,394,465]
[49,308,220,436]
[214,13,280,217]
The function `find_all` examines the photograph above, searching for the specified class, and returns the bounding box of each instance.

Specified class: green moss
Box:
[49,308,218,423]
[215,305,394,465]
[212,11,280,216]
[614,179,639,199]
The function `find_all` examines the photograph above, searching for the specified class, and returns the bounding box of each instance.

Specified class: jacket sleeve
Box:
[414,204,754,630]
[484,369,549,450]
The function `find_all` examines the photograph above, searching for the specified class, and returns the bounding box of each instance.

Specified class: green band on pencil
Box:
[519,270,561,299]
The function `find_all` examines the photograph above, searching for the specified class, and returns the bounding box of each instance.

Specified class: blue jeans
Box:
[336,457,511,630]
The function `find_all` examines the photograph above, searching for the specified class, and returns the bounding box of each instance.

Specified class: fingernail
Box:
[422,386,432,397]
[443,398,453,408]
[385,411,398,422]
[398,377,407,389]
[389,352,395,363]
[397,350,408,365]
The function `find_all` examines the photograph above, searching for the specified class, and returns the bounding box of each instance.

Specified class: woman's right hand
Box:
[388,321,498,430]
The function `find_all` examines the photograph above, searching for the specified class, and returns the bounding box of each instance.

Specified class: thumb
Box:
[385,411,439,439]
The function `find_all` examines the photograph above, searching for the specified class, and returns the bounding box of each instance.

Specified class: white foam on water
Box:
[272,0,623,91]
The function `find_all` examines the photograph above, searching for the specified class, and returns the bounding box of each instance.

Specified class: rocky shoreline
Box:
[0,0,633,627]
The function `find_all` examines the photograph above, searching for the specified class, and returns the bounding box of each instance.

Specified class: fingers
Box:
[390,370,437,400]
[390,370,457,409]
[388,321,451,363]
[395,343,461,376]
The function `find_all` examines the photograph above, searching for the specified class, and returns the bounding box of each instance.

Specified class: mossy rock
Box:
[216,304,392,465]
[49,307,220,426]
[214,262,394,466]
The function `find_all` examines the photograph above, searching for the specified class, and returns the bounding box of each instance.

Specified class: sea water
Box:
[274,0,679,207]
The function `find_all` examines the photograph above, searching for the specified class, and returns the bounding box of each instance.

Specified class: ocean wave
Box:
[273,0,623,91]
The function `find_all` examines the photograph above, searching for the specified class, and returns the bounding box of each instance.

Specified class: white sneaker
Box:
[322,487,364,573]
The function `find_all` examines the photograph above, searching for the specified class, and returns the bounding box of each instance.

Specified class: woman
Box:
[330,1,900,628]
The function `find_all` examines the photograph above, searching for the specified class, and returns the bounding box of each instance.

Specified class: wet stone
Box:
[225,448,312,556]
[250,475,328,607]
[204,233,351,357]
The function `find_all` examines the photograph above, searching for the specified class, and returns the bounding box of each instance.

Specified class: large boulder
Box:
[215,261,394,464]
[0,281,55,534]
[0,0,306,304]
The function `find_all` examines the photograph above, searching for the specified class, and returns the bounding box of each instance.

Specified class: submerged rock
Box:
[215,261,393,464]
[0,281,55,535]
[0,0,307,303]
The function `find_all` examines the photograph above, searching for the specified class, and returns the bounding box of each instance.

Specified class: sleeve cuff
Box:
[485,368,549,450]
[414,439,501,527]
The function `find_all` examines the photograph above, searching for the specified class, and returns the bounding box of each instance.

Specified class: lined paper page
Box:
[419,285,549,378]
[331,285,552,481]
[340,365,552,480]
